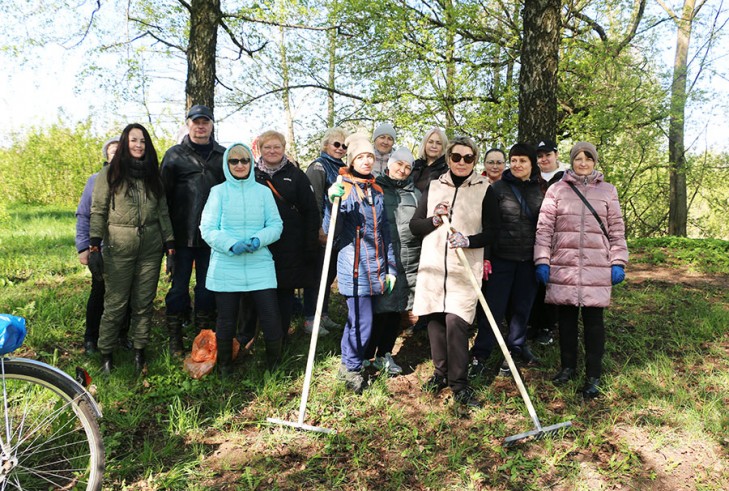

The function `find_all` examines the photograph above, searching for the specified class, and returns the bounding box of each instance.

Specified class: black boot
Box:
[195,311,215,331]
[552,367,577,385]
[166,314,184,356]
[101,353,113,375]
[134,349,146,375]
[264,339,283,371]
[217,339,234,379]
[581,377,601,399]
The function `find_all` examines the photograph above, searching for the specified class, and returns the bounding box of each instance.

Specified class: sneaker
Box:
[552,367,576,385]
[453,387,481,409]
[535,329,554,346]
[422,374,448,394]
[320,315,341,331]
[468,356,489,379]
[372,353,402,375]
[304,319,329,337]
[337,364,366,393]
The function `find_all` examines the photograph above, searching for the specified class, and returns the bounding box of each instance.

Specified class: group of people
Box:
[75,109,628,408]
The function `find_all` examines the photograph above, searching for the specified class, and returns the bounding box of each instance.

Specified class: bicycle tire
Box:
[0,359,104,490]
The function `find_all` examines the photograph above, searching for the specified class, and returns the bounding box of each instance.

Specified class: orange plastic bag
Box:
[183,329,240,379]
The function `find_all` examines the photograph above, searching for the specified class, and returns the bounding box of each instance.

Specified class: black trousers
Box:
[558,305,605,378]
[85,276,129,343]
[428,313,470,392]
[216,290,282,342]
[365,312,401,359]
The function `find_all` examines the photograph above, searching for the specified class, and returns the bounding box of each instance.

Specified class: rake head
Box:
[503,421,572,447]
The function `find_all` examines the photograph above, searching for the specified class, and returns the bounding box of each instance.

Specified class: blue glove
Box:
[611,265,625,285]
[248,237,261,252]
[231,240,248,255]
[535,264,550,285]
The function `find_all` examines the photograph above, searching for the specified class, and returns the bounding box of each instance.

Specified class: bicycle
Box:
[0,314,104,490]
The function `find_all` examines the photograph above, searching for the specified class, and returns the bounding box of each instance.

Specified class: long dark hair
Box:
[107,123,163,198]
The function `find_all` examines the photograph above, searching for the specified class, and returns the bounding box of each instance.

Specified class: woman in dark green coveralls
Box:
[89,123,175,374]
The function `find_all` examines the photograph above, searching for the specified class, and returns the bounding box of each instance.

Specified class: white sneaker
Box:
[373,353,402,375]
[320,315,341,330]
[304,319,329,336]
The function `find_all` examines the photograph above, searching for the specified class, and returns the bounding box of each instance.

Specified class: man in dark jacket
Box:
[160,105,226,354]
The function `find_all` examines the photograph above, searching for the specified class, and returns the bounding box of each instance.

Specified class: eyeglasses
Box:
[450,153,476,164]
[228,158,251,166]
[485,160,505,166]
[331,141,348,150]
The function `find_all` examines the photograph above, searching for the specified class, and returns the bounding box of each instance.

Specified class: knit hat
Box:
[569,142,598,166]
[345,134,375,163]
[373,123,396,141]
[387,146,415,166]
[102,137,120,161]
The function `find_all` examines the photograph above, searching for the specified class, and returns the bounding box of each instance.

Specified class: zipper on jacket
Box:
[353,226,361,296]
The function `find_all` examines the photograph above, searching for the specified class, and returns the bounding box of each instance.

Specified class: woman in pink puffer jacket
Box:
[533,141,628,399]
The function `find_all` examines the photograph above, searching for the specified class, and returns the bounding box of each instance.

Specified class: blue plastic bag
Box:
[0,314,27,356]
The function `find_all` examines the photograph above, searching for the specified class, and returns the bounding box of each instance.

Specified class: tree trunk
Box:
[443,0,456,130]
[279,26,297,161]
[667,0,696,237]
[185,0,219,113]
[327,28,336,128]
[517,0,561,144]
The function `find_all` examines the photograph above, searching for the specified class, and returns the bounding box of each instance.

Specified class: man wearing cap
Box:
[160,105,226,354]
[372,122,396,176]
[531,138,565,346]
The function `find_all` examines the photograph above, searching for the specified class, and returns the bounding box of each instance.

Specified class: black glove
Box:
[165,252,175,279]
[88,248,104,280]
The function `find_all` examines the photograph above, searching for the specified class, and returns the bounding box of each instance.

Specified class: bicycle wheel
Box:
[0,359,104,490]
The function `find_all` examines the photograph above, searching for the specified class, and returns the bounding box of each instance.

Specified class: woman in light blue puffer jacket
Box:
[200,143,284,376]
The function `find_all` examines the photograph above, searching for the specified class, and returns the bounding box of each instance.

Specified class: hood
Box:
[222,143,256,186]
[563,169,604,185]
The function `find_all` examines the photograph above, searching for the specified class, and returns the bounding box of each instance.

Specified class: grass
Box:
[1,203,728,490]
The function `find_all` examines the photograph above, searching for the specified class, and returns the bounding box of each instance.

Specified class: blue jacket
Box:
[75,172,99,253]
[200,143,283,292]
[324,170,396,297]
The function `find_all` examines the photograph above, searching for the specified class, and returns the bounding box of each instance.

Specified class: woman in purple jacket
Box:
[534,142,628,398]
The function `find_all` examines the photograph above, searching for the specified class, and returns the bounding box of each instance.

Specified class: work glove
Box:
[384,274,396,294]
[328,182,345,201]
[88,248,104,280]
[247,237,261,253]
[611,265,625,285]
[165,250,175,279]
[231,240,248,255]
[483,260,492,281]
[535,264,550,285]
[433,201,449,217]
[448,231,469,249]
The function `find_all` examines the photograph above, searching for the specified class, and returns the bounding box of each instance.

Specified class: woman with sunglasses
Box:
[411,127,449,193]
[409,136,489,408]
[470,143,544,375]
[200,143,284,377]
[303,127,351,335]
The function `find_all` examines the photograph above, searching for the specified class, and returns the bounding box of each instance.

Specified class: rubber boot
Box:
[134,348,146,375]
[264,338,283,371]
[166,314,184,356]
[217,339,234,379]
[101,353,113,375]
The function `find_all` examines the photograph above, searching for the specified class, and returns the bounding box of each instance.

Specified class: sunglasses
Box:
[485,160,505,166]
[450,153,476,164]
[228,158,251,166]
[331,141,348,150]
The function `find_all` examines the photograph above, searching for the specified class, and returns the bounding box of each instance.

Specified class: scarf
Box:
[317,151,346,186]
[129,159,148,179]
[257,156,288,177]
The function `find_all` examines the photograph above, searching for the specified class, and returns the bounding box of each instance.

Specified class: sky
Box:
[1,3,728,154]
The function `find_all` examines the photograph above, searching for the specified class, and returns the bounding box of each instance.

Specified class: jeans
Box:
[165,246,215,316]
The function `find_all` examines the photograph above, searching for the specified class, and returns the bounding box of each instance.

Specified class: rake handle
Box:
[442,216,542,431]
